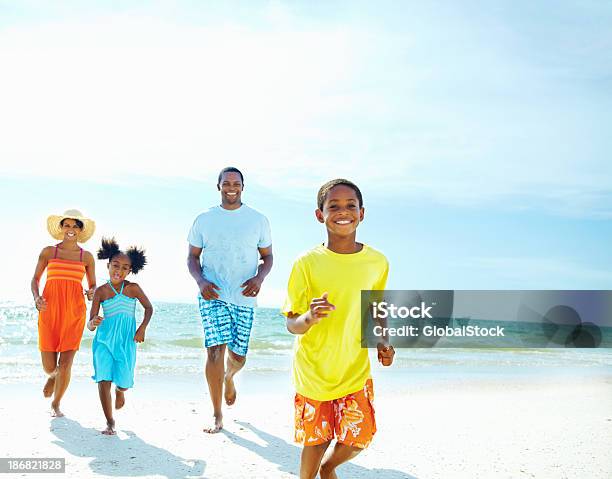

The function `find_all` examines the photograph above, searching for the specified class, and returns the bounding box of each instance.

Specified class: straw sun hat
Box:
[47,209,96,243]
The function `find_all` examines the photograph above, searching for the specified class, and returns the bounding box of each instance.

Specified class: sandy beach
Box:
[1,367,611,479]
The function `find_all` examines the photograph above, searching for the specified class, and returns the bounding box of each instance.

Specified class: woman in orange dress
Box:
[31,209,97,417]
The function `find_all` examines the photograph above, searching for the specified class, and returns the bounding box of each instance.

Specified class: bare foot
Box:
[224,374,236,406]
[203,415,223,434]
[50,402,64,418]
[102,421,116,435]
[115,389,126,410]
[43,377,56,398]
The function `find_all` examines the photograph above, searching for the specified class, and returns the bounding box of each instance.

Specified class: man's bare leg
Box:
[41,351,58,398]
[319,443,362,479]
[51,350,77,417]
[300,442,331,479]
[224,350,246,406]
[203,344,226,433]
[98,381,115,435]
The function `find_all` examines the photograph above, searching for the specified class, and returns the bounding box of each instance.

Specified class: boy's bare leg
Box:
[319,443,362,479]
[203,344,226,433]
[40,352,58,398]
[115,387,128,409]
[98,381,115,435]
[300,442,331,479]
[51,350,77,417]
[224,350,246,406]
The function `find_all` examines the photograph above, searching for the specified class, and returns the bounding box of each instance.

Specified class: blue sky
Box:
[1,1,611,305]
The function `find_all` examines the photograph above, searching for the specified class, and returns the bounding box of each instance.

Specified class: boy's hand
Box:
[241,275,263,297]
[198,278,220,300]
[134,325,146,343]
[377,343,395,366]
[34,296,48,311]
[308,292,336,324]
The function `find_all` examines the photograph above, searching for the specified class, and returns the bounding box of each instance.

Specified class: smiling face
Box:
[60,218,83,242]
[107,253,132,284]
[316,184,365,237]
[217,171,243,209]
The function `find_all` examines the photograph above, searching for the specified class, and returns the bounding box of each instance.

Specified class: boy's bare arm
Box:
[286,311,315,334]
[286,292,335,335]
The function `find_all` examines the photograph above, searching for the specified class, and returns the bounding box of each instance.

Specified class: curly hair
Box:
[97,237,147,274]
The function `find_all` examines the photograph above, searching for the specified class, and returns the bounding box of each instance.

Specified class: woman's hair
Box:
[97,237,147,274]
[60,218,84,229]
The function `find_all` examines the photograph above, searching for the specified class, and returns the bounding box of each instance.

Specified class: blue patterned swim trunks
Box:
[198,298,255,356]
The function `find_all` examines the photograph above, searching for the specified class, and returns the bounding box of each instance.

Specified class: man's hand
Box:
[377,343,395,366]
[199,279,220,300]
[241,275,263,297]
[134,324,147,343]
[307,292,336,325]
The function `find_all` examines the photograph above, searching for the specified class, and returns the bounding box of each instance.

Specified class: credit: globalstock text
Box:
[370,301,505,337]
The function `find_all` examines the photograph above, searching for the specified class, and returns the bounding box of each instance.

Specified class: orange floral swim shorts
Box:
[294,379,376,449]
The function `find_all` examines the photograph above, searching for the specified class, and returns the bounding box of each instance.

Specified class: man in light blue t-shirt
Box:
[187,167,273,434]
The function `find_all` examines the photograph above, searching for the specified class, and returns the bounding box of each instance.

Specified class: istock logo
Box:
[372,301,434,319]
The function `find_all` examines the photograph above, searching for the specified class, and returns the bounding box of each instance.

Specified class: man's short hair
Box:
[317,179,363,210]
[217,167,244,185]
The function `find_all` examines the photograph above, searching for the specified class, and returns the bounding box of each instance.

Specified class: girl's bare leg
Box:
[98,381,115,435]
[115,387,128,409]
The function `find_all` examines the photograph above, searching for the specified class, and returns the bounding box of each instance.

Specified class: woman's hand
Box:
[85,287,95,301]
[34,296,48,312]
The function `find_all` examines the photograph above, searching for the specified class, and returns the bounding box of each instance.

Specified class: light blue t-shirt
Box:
[187,204,272,308]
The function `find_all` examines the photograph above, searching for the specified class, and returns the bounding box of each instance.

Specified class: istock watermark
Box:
[361,290,612,348]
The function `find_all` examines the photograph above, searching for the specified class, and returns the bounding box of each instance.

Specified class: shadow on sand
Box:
[50,417,205,478]
[223,420,415,478]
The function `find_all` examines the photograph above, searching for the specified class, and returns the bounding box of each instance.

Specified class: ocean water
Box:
[1,302,611,384]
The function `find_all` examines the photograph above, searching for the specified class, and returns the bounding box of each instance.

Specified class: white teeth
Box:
[335,220,351,224]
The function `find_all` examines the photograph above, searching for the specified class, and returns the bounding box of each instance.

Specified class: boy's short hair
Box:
[217,166,244,186]
[317,179,363,210]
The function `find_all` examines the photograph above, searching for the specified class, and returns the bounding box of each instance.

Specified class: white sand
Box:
[1,370,611,478]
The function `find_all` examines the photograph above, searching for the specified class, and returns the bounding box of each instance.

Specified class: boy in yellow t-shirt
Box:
[283,179,395,479]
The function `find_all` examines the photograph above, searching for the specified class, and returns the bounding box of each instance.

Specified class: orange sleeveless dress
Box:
[38,246,87,352]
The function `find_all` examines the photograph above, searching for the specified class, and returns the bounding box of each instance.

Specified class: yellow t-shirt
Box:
[282,244,389,401]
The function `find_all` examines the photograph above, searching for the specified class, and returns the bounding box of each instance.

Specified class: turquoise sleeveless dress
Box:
[92,281,137,389]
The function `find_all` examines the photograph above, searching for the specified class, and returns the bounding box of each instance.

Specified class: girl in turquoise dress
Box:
[88,238,153,435]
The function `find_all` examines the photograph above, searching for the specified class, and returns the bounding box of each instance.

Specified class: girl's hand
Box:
[134,325,146,343]
[91,316,104,328]
[85,287,95,301]
[34,296,48,312]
